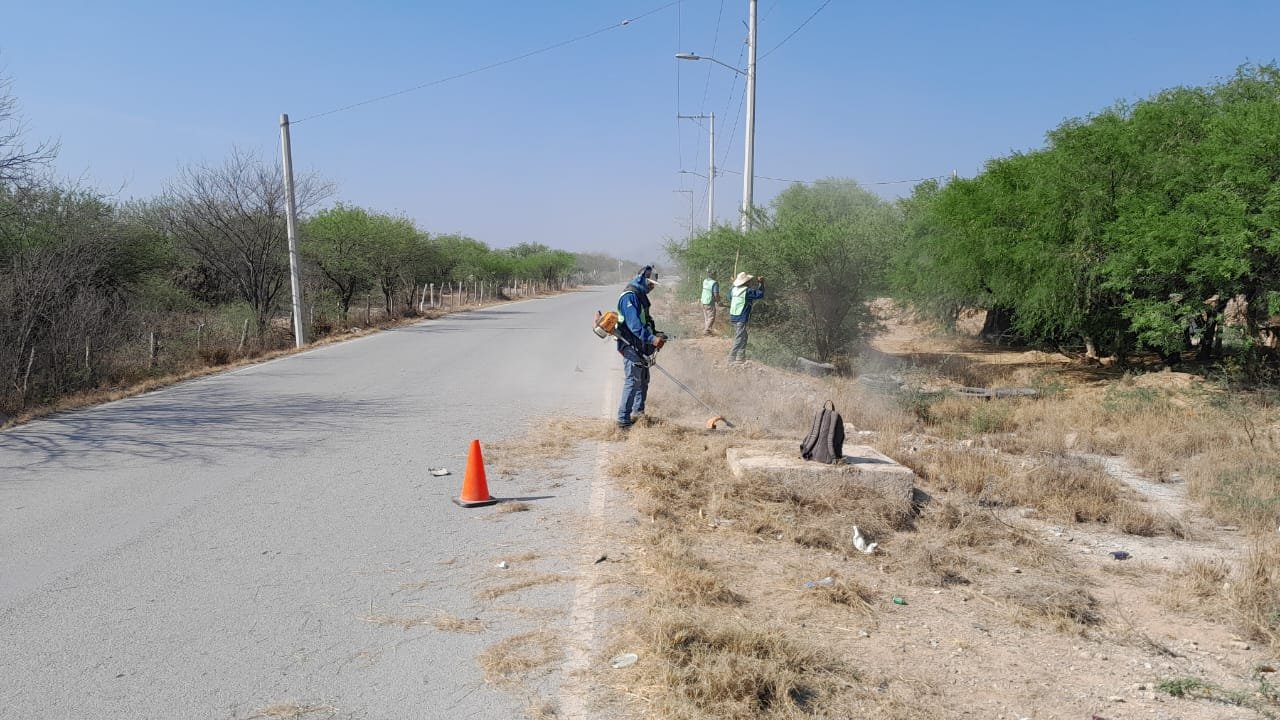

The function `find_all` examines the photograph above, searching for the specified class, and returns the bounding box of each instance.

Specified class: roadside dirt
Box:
[481,293,1278,719]
[600,296,1277,719]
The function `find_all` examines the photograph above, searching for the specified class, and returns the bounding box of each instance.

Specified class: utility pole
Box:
[741,0,757,233]
[279,113,306,348]
[678,112,716,229]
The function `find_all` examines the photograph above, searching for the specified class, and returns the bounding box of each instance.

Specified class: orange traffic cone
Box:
[453,439,498,508]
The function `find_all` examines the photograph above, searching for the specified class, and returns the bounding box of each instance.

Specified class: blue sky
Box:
[3,1,1278,261]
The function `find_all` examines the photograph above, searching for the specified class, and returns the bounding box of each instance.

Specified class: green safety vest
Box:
[729,285,748,316]
[700,278,718,305]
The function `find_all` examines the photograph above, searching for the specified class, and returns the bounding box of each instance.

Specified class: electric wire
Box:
[717,168,949,186]
[760,0,833,60]
[689,0,725,194]
[294,0,681,124]
[718,40,749,171]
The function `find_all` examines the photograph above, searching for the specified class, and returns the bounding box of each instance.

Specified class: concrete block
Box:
[726,440,916,504]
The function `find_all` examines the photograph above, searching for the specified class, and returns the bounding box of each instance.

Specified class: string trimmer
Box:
[593,310,734,429]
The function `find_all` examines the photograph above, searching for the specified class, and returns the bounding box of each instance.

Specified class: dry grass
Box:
[477,572,571,601]
[477,631,563,688]
[497,501,532,513]
[487,417,625,474]
[431,612,487,633]
[645,533,743,607]
[525,698,560,719]
[635,611,847,720]
[358,612,431,630]
[1164,557,1232,611]
[248,703,338,719]
[999,581,1102,629]
[1228,538,1280,646]
[904,446,1174,535]
[1185,447,1280,534]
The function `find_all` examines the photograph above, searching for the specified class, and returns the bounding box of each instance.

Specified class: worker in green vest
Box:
[700,268,720,336]
[728,271,764,363]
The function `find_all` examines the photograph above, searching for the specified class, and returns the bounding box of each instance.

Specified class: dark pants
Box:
[729,321,748,362]
[618,356,650,424]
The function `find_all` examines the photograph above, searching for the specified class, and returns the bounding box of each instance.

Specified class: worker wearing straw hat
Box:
[727,271,764,364]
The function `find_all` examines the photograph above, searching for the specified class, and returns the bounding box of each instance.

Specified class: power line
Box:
[759,0,833,61]
[295,1,681,124]
[721,167,952,185]
[718,40,749,170]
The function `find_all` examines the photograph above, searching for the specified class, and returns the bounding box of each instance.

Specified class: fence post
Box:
[148,330,157,370]
[238,319,249,353]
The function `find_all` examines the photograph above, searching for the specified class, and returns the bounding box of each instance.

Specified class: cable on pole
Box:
[294,0,682,124]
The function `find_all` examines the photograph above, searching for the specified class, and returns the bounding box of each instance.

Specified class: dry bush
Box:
[891,500,1071,588]
[908,447,1173,535]
[999,580,1101,630]
[1184,448,1280,534]
[1164,558,1232,612]
[1227,538,1280,647]
[477,631,563,688]
[636,611,847,719]
[645,533,743,607]
[815,575,877,612]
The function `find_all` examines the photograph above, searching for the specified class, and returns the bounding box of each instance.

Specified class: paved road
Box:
[0,288,621,719]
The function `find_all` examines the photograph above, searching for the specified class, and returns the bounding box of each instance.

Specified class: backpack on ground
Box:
[800,400,845,463]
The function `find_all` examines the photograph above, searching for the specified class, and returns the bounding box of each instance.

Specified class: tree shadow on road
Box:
[0,383,411,473]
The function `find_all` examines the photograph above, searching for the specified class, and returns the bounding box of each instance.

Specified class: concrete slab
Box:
[726,440,917,504]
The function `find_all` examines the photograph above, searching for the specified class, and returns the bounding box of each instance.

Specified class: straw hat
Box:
[732,271,754,287]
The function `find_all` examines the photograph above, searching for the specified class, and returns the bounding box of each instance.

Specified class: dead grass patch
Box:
[487,417,625,474]
[248,703,338,719]
[1228,538,1280,647]
[478,572,571,601]
[907,447,1174,535]
[636,611,848,719]
[999,581,1102,630]
[525,698,560,719]
[477,631,563,687]
[1185,448,1280,534]
[891,500,1070,588]
[431,612,486,633]
[358,612,431,630]
[645,533,743,607]
[814,575,876,613]
[1165,558,1233,612]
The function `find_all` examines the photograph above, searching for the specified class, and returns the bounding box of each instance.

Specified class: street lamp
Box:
[676,0,756,232]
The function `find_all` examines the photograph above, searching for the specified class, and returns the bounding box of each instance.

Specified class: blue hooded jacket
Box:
[615,274,657,361]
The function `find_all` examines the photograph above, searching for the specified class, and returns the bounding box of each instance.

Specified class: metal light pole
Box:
[742,0,757,232]
[676,0,756,232]
[677,113,715,228]
[279,113,306,348]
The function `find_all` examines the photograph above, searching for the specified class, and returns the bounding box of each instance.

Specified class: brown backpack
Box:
[800,401,845,464]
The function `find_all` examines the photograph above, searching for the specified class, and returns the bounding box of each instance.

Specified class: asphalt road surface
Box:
[0,287,623,719]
